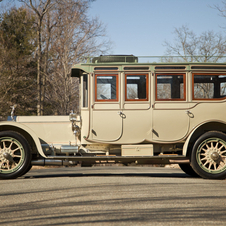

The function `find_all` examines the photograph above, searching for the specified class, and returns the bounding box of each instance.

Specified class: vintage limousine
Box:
[1,55,226,179]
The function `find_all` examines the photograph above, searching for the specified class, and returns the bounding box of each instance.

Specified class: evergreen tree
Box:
[0,7,37,117]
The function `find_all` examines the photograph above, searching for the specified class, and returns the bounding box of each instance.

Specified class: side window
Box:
[125,74,148,101]
[156,74,186,101]
[95,74,118,101]
[83,74,88,108]
[193,74,226,100]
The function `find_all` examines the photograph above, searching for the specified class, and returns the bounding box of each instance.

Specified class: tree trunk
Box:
[37,20,42,116]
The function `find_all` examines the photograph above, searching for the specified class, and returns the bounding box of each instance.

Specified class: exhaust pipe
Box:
[31,159,77,166]
[169,159,190,164]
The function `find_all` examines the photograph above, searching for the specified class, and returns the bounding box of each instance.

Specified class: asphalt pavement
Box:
[0,166,226,225]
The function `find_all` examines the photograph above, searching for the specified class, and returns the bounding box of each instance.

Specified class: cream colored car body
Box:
[1,57,226,169]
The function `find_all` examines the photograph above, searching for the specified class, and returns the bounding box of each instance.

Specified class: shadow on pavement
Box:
[23,167,195,179]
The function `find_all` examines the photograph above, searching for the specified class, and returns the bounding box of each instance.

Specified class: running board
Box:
[32,155,189,166]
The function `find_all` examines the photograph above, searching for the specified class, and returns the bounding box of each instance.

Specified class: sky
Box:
[0,0,225,57]
[88,0,226,56]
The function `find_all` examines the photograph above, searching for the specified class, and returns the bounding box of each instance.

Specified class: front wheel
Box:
[191,131,226,179]
[0,131,32,179]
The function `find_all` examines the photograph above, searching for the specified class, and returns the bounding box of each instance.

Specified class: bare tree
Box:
[16,0,111,115]
[18,0,56,115]
[214,1,226,19]
[164,25,226,62]
[44,0,111,114]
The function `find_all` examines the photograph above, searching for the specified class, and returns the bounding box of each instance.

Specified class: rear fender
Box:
[183,120,226,157]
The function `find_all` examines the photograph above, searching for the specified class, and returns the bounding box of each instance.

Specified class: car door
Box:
[121,72,152,143]
[152,73,190,142]
[90,73,123,142]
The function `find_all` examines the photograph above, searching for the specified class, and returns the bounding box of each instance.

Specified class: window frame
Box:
[155,73,186,101]
[95,73,119,102]
[192,73,226,101]
[125,73,149,101]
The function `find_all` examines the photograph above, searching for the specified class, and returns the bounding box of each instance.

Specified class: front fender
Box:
[0,121,46,158]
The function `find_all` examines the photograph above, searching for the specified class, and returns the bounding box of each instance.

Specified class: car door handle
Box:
[118,111,126,119]
[186,110,194,118]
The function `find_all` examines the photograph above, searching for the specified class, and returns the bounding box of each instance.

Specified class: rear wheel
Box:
[179,164,199,177]
[191,131,226,179]
[0,131,31,179]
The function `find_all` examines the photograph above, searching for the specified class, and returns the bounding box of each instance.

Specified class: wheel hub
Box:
[211,151,220,161]
[3,152,13,161]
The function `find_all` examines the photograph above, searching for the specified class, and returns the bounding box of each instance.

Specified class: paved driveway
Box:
[0,166,225,225]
